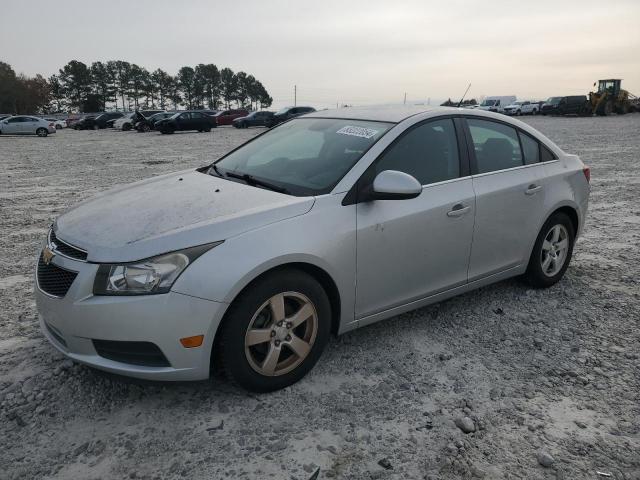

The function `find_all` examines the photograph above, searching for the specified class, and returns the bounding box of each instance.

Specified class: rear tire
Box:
[122,123,131,131]
[36,128,48,137]
[204,126,211,132]
[217,269,331,392]
[524,212,575,288]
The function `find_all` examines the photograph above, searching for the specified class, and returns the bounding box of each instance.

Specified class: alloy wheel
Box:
[540,224,569,277]
[244,292,318,376]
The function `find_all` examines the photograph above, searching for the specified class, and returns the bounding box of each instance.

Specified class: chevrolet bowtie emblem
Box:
[42,246,55,265]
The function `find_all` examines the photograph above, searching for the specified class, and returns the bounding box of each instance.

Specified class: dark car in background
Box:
[136,111,174,132]
[213,109,249,126]
[541,96,588,116]
[232,111,274,128]
[155,111,216,134]
[266,106,316,127]
[76,112,124,130]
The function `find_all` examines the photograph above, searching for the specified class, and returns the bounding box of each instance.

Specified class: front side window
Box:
[374,118,460,185]
[468,119,523,173]
[8,117,24,123]
[179,113,191,120]
[214,118,392,196]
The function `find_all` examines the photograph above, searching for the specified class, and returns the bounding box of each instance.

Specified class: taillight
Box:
[582,167,591,183]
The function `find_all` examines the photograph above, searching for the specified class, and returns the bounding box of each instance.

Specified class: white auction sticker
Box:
[336,125,379,139]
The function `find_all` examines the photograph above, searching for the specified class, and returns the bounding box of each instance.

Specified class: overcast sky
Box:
[2,0,639,109]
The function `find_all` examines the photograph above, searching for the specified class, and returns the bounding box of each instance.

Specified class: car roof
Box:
[305,105,478,123]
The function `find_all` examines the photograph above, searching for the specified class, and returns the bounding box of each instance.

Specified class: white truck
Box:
[476,96,517,114]
[503,101,542,116]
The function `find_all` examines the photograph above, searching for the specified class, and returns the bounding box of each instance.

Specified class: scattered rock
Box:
[537,450,555,468]
[377,458,393,470]
[455,417,476,434]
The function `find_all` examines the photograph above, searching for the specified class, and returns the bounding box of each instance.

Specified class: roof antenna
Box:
[457,83,471,107]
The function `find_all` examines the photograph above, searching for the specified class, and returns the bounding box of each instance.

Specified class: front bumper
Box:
[35,252,228,381]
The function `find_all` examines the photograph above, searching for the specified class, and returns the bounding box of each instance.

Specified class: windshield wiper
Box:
[225,171,289,194]
[209,164,224,178]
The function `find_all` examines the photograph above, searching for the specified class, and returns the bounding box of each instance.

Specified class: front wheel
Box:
[524,212,575,288]
[141,124,150,132]
[218,270,331,392]
[36,128,48,137]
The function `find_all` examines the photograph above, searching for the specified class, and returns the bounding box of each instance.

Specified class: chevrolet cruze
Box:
[35,106,590,392]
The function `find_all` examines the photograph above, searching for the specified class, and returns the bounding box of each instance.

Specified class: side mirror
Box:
[367,170,422,201]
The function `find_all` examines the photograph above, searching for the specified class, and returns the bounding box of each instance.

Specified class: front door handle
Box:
[525,184,542,195]
[447,204,471,217]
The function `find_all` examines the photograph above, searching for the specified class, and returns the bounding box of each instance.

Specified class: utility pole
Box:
[403,92,407,105]
[294,85,297,106]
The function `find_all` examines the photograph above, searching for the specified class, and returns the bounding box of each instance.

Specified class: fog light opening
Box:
[180,335,204,348]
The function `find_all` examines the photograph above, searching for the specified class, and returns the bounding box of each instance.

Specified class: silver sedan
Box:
[0,115,56,136]
[35,106,590,391]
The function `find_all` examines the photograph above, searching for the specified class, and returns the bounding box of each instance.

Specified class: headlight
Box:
[93,242,222,295]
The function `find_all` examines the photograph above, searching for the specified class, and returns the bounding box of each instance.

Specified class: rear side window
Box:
[468,119,523,173]
[374,118,460,185]
[519,132,540,165]
[541,145,557,162]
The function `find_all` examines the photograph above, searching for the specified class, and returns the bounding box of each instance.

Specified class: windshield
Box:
[212,118,392,196]
[480,99,497,106]
[275,107,290,115]
[547,97,562,104]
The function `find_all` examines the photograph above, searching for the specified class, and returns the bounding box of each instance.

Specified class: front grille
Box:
[49,230,87,261]
[37,253,78,297]
[92,340,171,367]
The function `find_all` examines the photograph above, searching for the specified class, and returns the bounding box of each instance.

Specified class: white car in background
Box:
[503,101,541,116]
[46,118,67,129]
[114,113,136,131]
[0,116,56,137]
[477,96,517,114]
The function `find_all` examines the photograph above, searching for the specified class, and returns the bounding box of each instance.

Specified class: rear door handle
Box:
[447,204,471,217]
[525,184,542,195]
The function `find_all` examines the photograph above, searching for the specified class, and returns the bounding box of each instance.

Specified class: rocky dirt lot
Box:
[1,117,639,480]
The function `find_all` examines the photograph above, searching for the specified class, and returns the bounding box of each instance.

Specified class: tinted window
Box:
[541,145,556,162]
[468,119,523,173]
[179,113,191,120]
[192,112,204,119]
[374,119,460,185]
[8,117,24,123]
[519,132,540,165]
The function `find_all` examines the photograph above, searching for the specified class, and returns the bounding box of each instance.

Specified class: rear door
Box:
[355,117,475,317]
[464,117,547,280]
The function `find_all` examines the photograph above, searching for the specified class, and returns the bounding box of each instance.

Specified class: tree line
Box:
[0,59,272,114]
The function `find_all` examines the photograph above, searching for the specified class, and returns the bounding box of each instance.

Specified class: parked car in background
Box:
[232,111,274,128]
[266,106,316,127]
[0,116,56,136]
[0,114,13,121]
[213,109,249,126]
[541,96,588,116]
[67,115,86,128]
[73,115,95,130]
[75,113,124,130]
[45,118,67,129]
[136,112,174,132]
[477,96,517,114]
[34,106,590,392]
[503,101,541,116]
[114,113,136,131]
[155,111,216,134]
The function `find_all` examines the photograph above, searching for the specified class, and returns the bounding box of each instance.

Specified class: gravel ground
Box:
[1,117,639,480]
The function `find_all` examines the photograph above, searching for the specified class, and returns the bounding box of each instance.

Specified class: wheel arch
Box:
[209,261,342,374]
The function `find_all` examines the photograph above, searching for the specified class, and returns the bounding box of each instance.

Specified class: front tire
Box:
[36,128,48,137]
[524,212,575,288]
[218,269,331,392]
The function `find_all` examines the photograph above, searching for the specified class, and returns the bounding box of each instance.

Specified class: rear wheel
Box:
[218,269,331,392]
[141,124,150,132]
[122,123,131,131]
[524,212,575,288]
[36,128,48,137]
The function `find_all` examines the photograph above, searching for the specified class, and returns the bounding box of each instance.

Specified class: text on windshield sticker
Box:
[336,125,379,139]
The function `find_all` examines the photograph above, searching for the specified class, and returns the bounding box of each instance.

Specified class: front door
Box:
[355,118,475,318]
[465,118,547,280]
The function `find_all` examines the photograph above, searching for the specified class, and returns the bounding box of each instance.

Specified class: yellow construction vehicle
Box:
[588,79,639,115]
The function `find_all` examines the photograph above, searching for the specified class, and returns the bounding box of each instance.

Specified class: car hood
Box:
[54,170,315,263]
